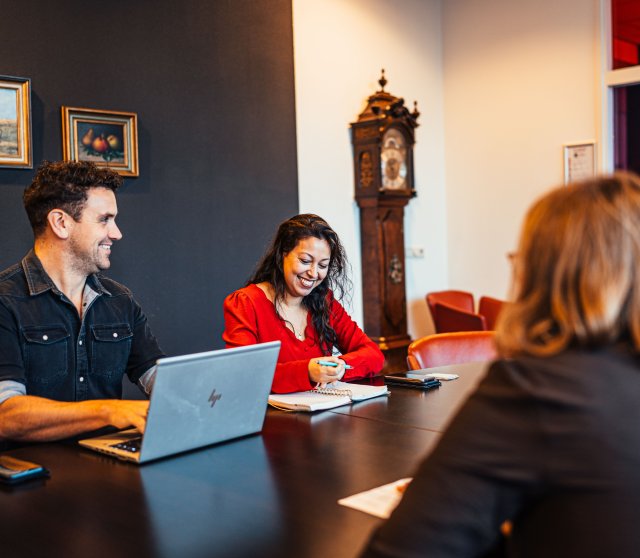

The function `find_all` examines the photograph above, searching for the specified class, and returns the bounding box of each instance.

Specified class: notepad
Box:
[268,381,389,412]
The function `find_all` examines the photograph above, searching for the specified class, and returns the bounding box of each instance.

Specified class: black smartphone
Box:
[384,374,442,390]
[0,455,50,485]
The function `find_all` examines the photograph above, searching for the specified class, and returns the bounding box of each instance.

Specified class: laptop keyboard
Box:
[110,437,142,453]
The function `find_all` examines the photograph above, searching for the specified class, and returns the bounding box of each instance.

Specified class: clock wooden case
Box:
[350,71,419,373]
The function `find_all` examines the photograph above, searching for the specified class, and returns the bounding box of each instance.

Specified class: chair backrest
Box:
[426,290,475,322]
[478,296,505,330]
[407,331,497,370]
[433,301,487,333]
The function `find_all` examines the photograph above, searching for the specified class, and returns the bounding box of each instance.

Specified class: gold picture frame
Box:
[0,75,32,169]
[61,106,139,177]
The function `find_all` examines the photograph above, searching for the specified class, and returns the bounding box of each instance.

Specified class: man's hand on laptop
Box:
[102,400,149,433]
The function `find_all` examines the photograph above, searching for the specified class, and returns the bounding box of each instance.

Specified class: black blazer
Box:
[362,345,640,558]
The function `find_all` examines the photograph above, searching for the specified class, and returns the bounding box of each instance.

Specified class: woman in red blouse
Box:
[223,214,384,393]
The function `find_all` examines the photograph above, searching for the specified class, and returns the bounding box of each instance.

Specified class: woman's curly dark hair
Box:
[248,214,351,353]
[23,160,123,237]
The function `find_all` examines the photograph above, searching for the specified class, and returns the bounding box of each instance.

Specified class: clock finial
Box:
[412,100,420,120]
[378,69,387,92]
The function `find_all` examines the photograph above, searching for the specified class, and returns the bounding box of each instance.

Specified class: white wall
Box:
[292,0,448,338]
[293,0,600,339]
[443,0,599,301]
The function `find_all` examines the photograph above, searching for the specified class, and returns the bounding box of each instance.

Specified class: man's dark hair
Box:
[23,160,123,237]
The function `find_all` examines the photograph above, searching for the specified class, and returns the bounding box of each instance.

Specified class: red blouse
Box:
[222,284,384,393]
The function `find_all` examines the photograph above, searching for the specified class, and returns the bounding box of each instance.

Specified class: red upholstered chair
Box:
[407,331,497,370]
[426,290,475,322]
[433,301,487,333]
[479,296,506,330]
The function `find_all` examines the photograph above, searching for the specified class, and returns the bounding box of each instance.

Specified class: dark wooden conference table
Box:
[1,362,488,558]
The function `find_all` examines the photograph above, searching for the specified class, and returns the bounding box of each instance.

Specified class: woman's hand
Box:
[308,356,347,387]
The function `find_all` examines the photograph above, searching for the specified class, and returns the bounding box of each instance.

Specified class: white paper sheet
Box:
[338,478,412,519]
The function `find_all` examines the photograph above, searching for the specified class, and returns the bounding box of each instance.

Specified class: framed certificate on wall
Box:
[563,141,596,184]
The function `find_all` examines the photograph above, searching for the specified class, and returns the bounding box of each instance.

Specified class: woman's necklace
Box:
[276,300,307,341]
[286,321,305,340]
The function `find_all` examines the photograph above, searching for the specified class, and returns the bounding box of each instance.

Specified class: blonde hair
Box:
[496,172,640,357]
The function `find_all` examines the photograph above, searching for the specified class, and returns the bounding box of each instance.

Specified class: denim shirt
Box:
[0,251,165,401]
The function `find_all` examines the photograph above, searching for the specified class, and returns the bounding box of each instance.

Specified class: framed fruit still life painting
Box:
[61,106,138,177]
[0,75,32,169]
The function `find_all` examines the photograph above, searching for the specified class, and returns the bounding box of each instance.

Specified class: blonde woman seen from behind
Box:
[362,172,640,558]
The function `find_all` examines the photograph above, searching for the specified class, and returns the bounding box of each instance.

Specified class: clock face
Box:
[380,128,407,190]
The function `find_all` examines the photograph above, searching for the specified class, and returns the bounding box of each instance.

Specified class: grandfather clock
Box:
[350,70,419,373]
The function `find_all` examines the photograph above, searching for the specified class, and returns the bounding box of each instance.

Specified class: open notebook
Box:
[268,381,389,412]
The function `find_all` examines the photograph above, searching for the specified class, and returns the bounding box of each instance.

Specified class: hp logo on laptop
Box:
[208,388,222,407]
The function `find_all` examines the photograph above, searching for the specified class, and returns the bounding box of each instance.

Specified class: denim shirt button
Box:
[42,334,48,341]
[78,340,83,346]
[113,332,118,338]
[79,377,84,382]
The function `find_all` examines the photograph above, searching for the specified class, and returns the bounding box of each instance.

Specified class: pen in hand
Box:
[316,360,353,369]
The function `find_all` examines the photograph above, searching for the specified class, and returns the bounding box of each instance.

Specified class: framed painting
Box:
[61,106,138,177]
[0,75,32,169]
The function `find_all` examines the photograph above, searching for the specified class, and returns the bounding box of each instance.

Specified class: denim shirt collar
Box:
[20,249,112,297]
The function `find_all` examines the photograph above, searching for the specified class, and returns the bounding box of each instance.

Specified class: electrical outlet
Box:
[407,246,425,258]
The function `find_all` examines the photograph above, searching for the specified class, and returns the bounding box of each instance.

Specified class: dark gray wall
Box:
[0,1,298,357]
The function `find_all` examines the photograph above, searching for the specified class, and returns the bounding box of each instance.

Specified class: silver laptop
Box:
[79,341,280,464]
